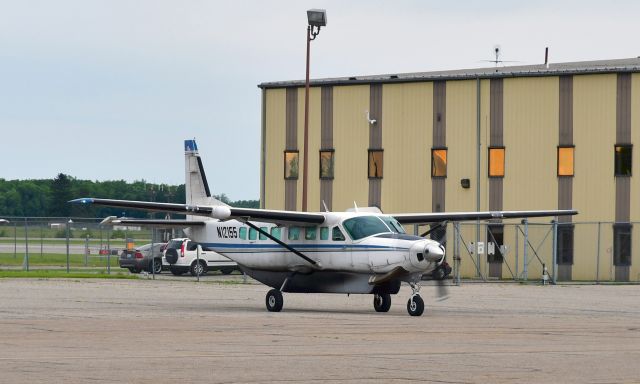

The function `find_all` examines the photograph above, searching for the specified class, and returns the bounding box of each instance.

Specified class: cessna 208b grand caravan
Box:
[72,140,577,316]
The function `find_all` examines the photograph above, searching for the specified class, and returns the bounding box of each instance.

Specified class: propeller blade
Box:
[435,278,449,301]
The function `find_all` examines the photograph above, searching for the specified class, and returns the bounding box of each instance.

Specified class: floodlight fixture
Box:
[307,9,327,27]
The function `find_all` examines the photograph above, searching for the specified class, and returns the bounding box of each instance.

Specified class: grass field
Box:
[0,253,121,268]
[0,270,135,279]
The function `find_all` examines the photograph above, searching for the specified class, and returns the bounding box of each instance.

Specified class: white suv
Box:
[163,238,237,276]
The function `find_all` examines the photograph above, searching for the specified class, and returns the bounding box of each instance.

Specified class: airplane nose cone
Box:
[424,243,445,262]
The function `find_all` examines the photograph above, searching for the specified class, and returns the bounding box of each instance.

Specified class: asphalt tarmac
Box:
[0,278,639,383]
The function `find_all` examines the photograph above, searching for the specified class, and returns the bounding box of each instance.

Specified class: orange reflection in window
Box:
[489,147,505,177]
[431,149,447,177]
[558,147,574,176]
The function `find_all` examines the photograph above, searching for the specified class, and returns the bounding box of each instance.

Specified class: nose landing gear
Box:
[407,282,425,316]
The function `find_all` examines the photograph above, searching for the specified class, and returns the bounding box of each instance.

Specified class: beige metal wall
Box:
[332,85,370,211]
[264,88,286,210]
[631,73,640,281]
[381,83,432,213]
[262,72,638,281]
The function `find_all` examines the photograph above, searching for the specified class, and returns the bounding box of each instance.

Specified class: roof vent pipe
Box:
[545,47,549,69]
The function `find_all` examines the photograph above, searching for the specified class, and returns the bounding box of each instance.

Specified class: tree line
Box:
[0,173,258,218]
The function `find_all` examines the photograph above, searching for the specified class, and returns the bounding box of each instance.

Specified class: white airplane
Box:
[71,140,577,316]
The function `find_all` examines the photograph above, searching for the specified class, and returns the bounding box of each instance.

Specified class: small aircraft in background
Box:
[71,140,577,316]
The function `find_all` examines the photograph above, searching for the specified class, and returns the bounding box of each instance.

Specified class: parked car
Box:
[119,243,167,274]
[163,238,237,276]
[423,260,452,280]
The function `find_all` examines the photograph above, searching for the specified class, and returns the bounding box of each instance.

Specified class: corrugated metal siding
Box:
[502,77,558,212]
[285,88,298,211]
[631,74,640,281]
[332,85,370,210]
[380,82,432,214]
[264,88,287,210]
[320,86,334,211]
[572,74,617,280]
[302,87,322,212]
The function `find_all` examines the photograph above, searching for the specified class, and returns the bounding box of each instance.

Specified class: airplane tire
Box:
[220,268,234,275]
[407,295,424,316]
[266,289,283,312]
[373,293,391,312]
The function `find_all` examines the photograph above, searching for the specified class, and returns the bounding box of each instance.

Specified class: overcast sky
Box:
[1,0,638,200]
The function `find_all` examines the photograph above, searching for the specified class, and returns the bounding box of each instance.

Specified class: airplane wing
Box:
[70,198,326,226]
[392,209,577,225]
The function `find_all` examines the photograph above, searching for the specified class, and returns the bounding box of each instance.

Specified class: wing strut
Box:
[242,221,320,268]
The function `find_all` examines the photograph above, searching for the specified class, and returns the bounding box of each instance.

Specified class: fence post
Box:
[66,218,71,273]
[84,235,89,267]
[523,219,529,281]
[454,222,461,286]
[515,224,519,280]
[23,217,29,271]
[596,222,601,283]
[13,221,17,259]
[552,220,558,284]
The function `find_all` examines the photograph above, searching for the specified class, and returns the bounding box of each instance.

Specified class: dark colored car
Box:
[119,243,167,274]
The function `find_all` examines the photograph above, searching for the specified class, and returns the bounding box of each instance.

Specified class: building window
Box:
[557,146,575,177]
[614,145,632,176]
[431,147,447,178]
[613,223,632,266]
[487,224,504,263]
[488,147,505,177]
[556,224,574,264]
[284,150,299,179]
[319,149,334,179]
[368,149,384,179]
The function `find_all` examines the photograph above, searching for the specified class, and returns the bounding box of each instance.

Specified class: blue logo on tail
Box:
[184,139,198,152]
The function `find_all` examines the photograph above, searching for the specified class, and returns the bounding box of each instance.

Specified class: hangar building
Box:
[258,58,640,282]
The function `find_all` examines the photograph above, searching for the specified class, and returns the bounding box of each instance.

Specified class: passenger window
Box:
[332,227,345,241]
[320,227,329,240]
[239,227,247,240]
[288,227,301,240]
[249,228,257,240]
[270,227,282,240]
[259,227,268,240]
[305,227,317,240]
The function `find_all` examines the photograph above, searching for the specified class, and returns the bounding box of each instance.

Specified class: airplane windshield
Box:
[380,216,406,234]
[343,216,395,240]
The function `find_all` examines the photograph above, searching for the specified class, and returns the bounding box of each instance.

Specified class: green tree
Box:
[49,173,73,217]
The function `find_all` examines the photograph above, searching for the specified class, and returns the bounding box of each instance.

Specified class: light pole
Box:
[302,8,327,212]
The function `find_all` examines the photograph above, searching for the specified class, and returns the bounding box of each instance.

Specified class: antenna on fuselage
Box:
[353,202,359,212]
[322,200,330,212]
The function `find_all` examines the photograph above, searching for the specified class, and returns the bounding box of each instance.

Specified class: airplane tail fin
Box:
[184,139,228,207]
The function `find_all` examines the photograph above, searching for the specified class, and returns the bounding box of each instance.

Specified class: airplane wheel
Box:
[373,293,391,312]
[407,295,424,316]
[266,289,283,312]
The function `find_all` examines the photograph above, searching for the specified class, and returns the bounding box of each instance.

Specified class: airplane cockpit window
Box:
[288,227,301,241]
[270,227,282,240]
[343,216,391,240]
[239,227,247,240]
[332,226,345,241]
[305,227,317,240]
[380,216,406,234]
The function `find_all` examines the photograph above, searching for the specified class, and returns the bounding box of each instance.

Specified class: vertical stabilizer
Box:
[184,140,228,207]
